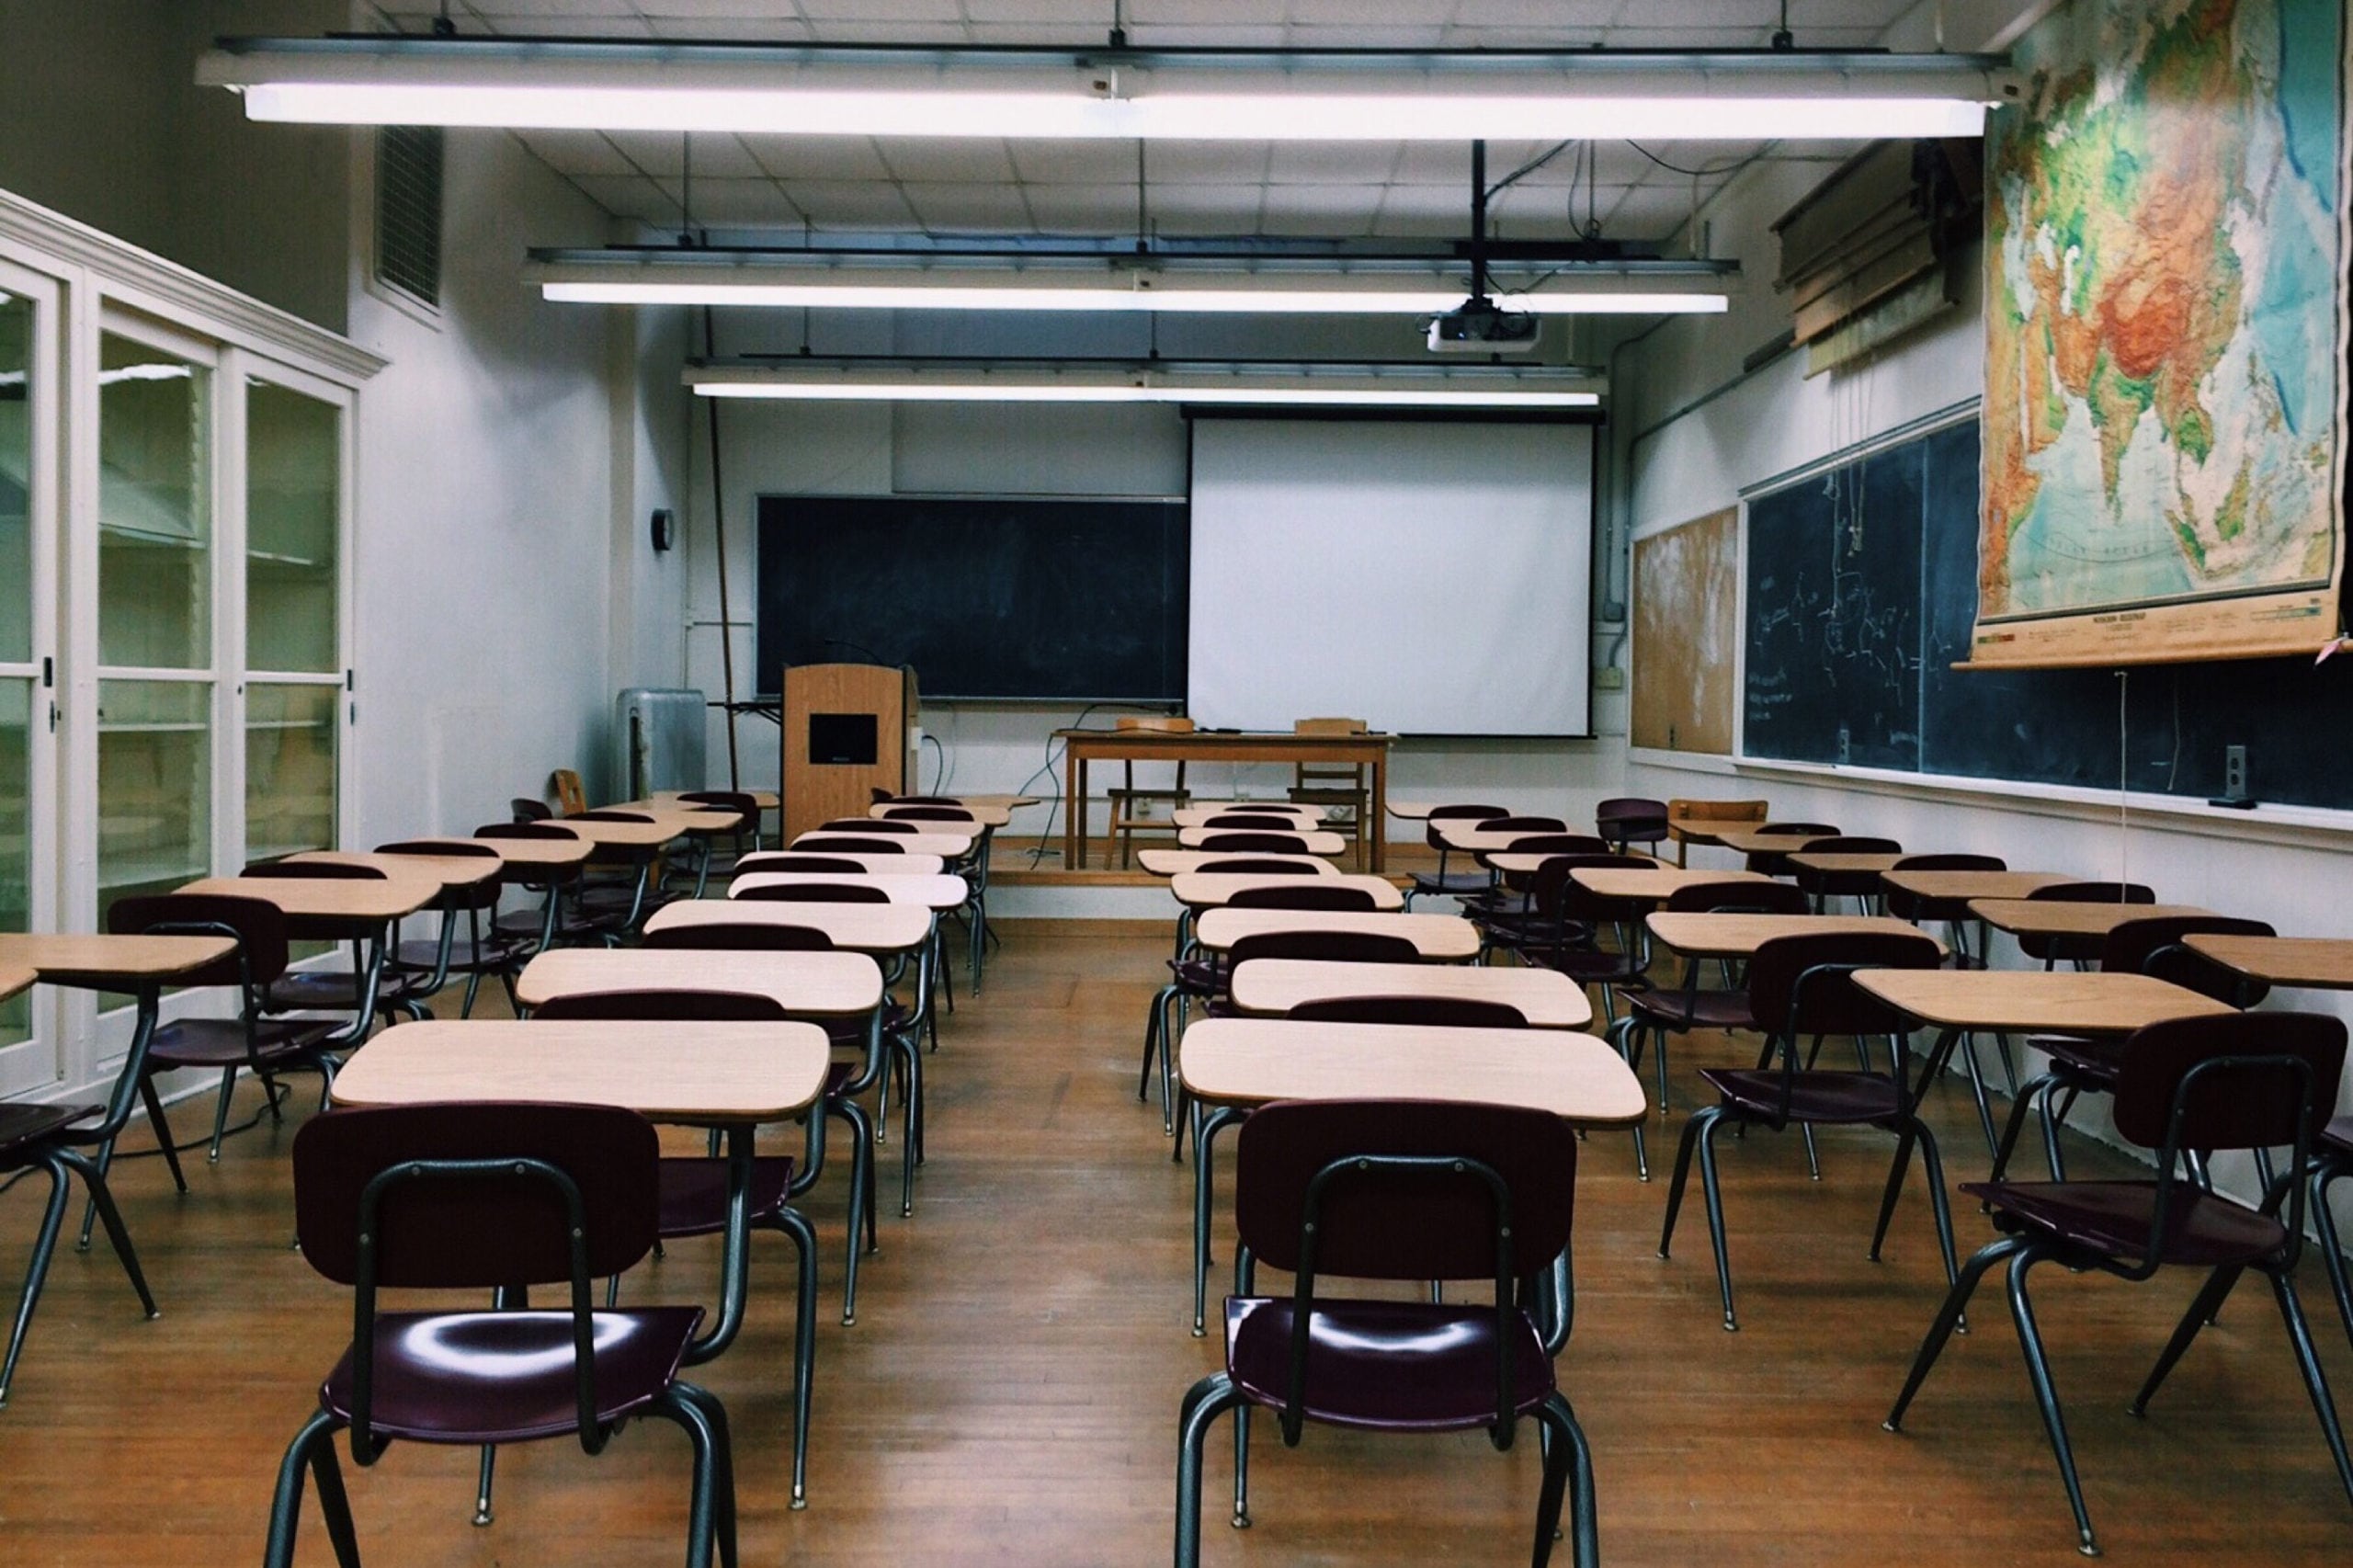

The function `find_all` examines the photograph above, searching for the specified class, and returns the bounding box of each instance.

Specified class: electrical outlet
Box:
[1594,666,1626,690]
[2224,744,2248,798]
[1836,725,1851,765]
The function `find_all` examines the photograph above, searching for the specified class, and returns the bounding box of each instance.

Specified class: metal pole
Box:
[704,304,742,790]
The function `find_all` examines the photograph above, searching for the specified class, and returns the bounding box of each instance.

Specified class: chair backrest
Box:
[2110,1012,2347,1157]
[1226,930,1421,968]
[679,790,757,817]
[376,840,503,909]
[1889,853,2006,873]
[827,817,917,834]
[1284,996,1529,1028]
[735,881,889,903]
[1745,929,1944,1038]
[1758,822,1839,836]
[1666,798,1767,827]
[1204,813,1302,829]
[108,892,292,987]
[1495,834,1611,858]
[1199,833,1314,853]
[2031,881,2155,903]
[531,989,790,1023]
[510,797,552,823]
[1664,880,1812,915]
[2101,915,2274,994]
[574,810,654,824]
[1804,836,1901,856]
[550,769,588,816]
[1483,816,1567,835]
[1425,804,1506,850]
[735,854,864,875]
[293,1100,657,1290]
[1226,884,1380,912]
[1196,858,1323,876]
[794,836,905,854]
[1594,798,1670,840]
[888,795,962,805]
[243,858,384,881]
[881,806,977,823]
[643,921,836,951]
[478,821,574,841]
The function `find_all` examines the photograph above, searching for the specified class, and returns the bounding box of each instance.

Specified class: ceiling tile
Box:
[875,139,1020,182]
[564,173,678,222]
[1124,24,1293,45]
[1022,182,1144,233]
[965,21,1109,42]
[601,130,768,177]
[1144,184,1267,235]
[1010,141,1141,182]
[1146,142,1272,185]
[961,0,1120,19]
[466,13,658,36]
[900,182,1040,231]
[1449,0,1621,27]
[1286,24,1448,47]
[639,15,816,39]
[800,0,966,20]
[740,136,896,182]
[797,19,970,41]
[1257,182,1385,236]
[510,129,639,177]
[1290,0,1460,23]
[1265,142,1403,184]
[784,179,925,229]
[1127,0,1290,23]
[674,177,806,225]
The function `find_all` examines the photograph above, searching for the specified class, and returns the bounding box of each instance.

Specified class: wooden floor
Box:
[4,926,2350,1565]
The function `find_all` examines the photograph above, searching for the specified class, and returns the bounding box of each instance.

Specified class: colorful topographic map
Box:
[1983,0,2342,628]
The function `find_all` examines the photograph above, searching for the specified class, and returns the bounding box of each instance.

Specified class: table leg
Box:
[686,1121,755,1366]
[1368,749,1388,873]
[74,983,165,1252]
[1064,744,1084,870]
[1192,1106,1246,1337]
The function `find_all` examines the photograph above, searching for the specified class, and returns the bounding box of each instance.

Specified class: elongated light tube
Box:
[687,363,1604,408]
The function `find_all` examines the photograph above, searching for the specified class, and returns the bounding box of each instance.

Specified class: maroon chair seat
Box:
[1223,1298,1553,1432]
[1199,832,1318,853]
[0,1101,100,1150]
[653,1157,797,1242]
[1204,813,1302,829]
[144,1016,341,1070]
[1699,1067,1904,1124]
[1627,989,1756,1031]
[1595,798,1670,853]
[793,836,905,854]
[1957,1180,2289,1268]
[1225,884,1378,912]
[322,1306,704,1444]
[1284,996,1527,1029]
[1194,858,1321,875]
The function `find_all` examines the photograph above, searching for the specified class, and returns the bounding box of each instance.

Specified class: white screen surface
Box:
[1187,419,1594,736]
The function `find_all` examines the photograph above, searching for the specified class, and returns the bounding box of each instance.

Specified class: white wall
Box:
[1617,131,2353,1196]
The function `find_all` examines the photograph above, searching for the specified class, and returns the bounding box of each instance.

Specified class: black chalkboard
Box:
[1743,415,2353,807]
[755,494,1188,702]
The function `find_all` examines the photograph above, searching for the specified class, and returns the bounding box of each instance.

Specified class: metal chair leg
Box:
[473,1443,498,1526]
[1884,1235,2025,1433]
[2267,1267,2353,1511]
[1532,1392,1597,1568]
[2003,1244,2099,1556]
[776,1206,820,1508]
[1175,1374,1248,1568]
[1868,1125,1919,1263]
[263,1411,356,1568]
[2312,1166,2353,1353]
[2129,1263,2241,1415]
[0,1161,68,1409]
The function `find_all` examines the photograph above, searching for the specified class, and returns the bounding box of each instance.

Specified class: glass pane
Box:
[97,679,210,927]
[0,680,26,1048]
[245,381,338,672]
[98,332,210,670]
[0,290,30,665]
[245,682,336,860]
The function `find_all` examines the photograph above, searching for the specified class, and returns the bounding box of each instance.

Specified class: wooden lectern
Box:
[780,663,915,842]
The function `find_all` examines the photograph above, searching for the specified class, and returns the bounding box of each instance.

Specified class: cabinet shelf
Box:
[247,548,324,569]
[97,720,208,733]
[100,520,204,550]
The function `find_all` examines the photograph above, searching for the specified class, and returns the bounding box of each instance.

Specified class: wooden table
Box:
[402,834,593,871]
[331,1017,830,1371]
[872,802,1010,828]
[1710,828,1836,858]
[1788,851,1907,877]
[1852,968,2234,1156]
[2183,935,2353,993]
[1665,802,1770,863]
[1060,727,1393,870]
[287,849,501,893]
[1226,958,1592,1028]
[877,792,1034,814]
[1566,866,1769,903]
[613,799,749,834]
[553,812,700,847]
[0,960,32,1004]
[792,829,973,858]
[1170,804,1322,829]
[739,851,946,877]
[1174,826,1347,855]
[1880,869,2063,904]
[1646,912,1944,960]
[1135,849,1336,878]
[1193,908,1479,960]
[732,872,968,911]
[517,948,884,1018]
[646,899,933,956]
[178,875,437,934]
[1177,1017,1643,1332]
[1969,900,2219,941]
[1437,823,1574,853]
[1168,873,1403,912]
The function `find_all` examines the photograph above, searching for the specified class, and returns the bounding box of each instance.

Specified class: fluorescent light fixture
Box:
[526,256,1730,315]
[687,361,1603,409]
[199,40,2015,141]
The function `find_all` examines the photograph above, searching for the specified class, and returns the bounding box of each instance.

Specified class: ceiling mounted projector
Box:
[1427,298,1540,353]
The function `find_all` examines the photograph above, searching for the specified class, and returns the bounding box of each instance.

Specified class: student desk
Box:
[1226,958,1592,1028]
[0,961,31,1004]
[733,872,969,910]
[1193,908,1480,961]
[791,829,973,859]
[1059,727,1394,871]
[1708,828,1837,858]
[877,792,1035,815]
[1879,870,2063,969]
[1969,900,2220,945]
[1566,866,1770,904]
[1174,826,1347,856]
[1178,1017,1643,1332]
[1787,851,1907,877]
[872,801,1010,828]
[1168,873,1403,912]
[615,798,748,833]
[180,873,439,1040]
[740,851,946,877]
[287,849,502,892]
[1646,912,1944,960]
[647,898,933,957]
[557,812,701,846]
[1170,804,1322,829]
[1850,969,2234,1156]
[420,834,596,873]
[329,1016,831,1499]
[1436,824,1577,854]
[2184,934,2353,993]
[1665,801,1770,864]
[516,948,884,1020]
[1383,800,1439,820]
[1136,849,1337,878]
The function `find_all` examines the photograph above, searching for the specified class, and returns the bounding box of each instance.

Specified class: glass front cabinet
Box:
[0,194,378,1100]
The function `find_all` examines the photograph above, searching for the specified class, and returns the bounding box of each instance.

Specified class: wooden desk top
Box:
[1227,958,1592,1028]
[2183,935,2353,992]
[872,802,1010,828]
[1178,1018,1646,1126]
[731,871,967,911]
[1852,969,2233,1034]
[331,1019,830,1123]
[1666,808,1770,846]
[1788,851,1907,875]
[1970,901,2219,939]
[612,799,746,833]
[177,875,438,922]
[1436,824,1574,853]
[790,829,973,858]
[650,788,779,811]
[1059,729,1393,751]
[1194,908,1479,960]
[1136,850,1337,878]
[1711,828,1836,857]
[1645,913,1944,960]
[1171,804,1322,829]
[1175,826,1347,854]
[0,960,32,1004]
[1169,873,1404,912]
[289,849,502,892]
[517,948,883,1016]
[645,898,933,955]
[1485,851,1661,876]
[436,835,595,869]
[0,933,237,988]
[1880,869,2063,903]
[551,814,692,848]
[1385,800,1438,820]
[878,792,1035,812]
[736,851,946,877]
[1568,867,1768,903]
